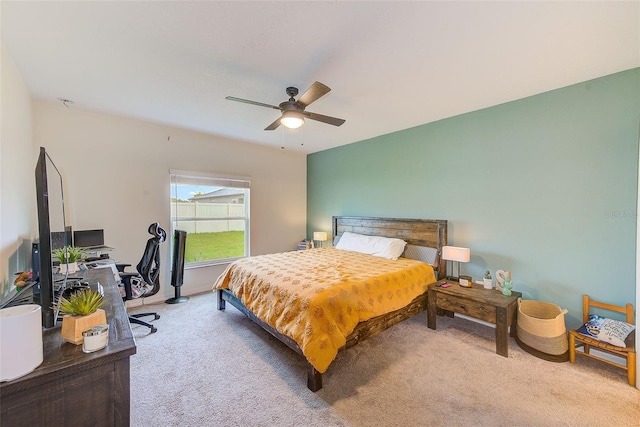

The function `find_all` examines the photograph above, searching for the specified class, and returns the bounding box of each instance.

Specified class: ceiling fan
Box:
[225,81,346,131]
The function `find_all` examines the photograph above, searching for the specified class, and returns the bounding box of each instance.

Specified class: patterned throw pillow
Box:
[577,314,635,347]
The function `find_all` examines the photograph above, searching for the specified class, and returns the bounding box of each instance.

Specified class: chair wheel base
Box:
[128,313,159,332]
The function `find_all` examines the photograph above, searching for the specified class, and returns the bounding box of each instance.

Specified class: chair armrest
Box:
[115,263,131,273]
[119,274,137,301]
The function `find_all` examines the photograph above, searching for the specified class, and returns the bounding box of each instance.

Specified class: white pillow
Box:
[335,231,407,260]
[577,315,635,347]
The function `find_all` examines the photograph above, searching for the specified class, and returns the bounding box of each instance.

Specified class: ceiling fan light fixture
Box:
[226,82,344,131]
[280,111,304,129]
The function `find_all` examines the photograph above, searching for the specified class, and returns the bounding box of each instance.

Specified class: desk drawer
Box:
[437,294,496,323]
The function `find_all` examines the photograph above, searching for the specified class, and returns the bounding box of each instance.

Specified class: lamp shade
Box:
[442,246,470,263]
[313,231,328,242]
[280,111,304,129]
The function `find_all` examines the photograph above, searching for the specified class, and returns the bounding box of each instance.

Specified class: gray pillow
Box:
[403,244,438,266]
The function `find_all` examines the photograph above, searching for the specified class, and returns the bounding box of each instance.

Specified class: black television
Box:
[34,147,68,328]
[0,148,68,328]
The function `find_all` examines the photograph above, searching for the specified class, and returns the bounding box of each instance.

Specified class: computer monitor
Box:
[51,226,73,250]
[73,229,105,248]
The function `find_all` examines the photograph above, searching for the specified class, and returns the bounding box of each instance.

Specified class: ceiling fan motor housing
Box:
[280,100,302,112]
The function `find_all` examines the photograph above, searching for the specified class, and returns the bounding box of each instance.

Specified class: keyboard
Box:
[80,245,113,252]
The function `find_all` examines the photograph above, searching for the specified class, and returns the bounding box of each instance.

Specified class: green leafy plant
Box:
[52,246,85,264]
[56,288,105,316]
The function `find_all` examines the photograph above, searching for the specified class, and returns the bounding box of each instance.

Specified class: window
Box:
[170,170,250,267]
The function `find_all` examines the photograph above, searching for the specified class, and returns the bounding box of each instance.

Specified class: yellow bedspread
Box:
[213,247,436,373]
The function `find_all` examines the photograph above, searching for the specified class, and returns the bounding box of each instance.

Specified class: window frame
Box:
[170,169,250,268]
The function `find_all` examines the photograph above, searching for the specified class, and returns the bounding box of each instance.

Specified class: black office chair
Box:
[117,223,166,333]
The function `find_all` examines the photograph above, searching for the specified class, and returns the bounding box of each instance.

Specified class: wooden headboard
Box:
[332,216,448,278]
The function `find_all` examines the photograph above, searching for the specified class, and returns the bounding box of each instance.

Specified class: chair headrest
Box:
[148,222,167,243]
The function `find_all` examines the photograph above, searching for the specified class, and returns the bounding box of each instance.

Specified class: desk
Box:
[82,246,114,262]
[427,280,522,357]
[0,268,136,426]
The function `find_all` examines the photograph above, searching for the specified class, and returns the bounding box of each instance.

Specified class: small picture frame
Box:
[459,275,472,287]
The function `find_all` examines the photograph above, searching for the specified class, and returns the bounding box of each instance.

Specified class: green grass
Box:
[185,231,245,263]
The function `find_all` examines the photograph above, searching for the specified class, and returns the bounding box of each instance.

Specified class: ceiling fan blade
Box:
[304,111,346,127]
[225,96,281,110]
[296,81,331,108]
[264,116,282,131]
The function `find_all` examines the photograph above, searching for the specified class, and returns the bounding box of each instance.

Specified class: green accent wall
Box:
[307,68,639,328]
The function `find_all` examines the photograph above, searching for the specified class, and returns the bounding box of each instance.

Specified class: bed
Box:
[214,216,448,391]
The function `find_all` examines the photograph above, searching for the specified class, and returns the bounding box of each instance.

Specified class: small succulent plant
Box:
[52,246,85,264]
[56,288,105,316]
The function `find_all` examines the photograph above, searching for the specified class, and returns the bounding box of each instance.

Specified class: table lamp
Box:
[442,246,470,282]
[313,231,328,248]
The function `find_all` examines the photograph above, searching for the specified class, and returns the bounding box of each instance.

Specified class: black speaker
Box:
[166,229,188,304]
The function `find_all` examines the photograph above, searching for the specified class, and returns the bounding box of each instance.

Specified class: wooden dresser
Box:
[0,268,136,426]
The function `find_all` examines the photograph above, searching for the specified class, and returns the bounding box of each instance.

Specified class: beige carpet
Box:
[129,292,639,426]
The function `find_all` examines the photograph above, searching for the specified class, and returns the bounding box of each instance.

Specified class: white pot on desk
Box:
[0,304,43,381]
[59,262,78,274]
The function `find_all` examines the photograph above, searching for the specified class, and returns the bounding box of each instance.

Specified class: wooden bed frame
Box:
[217,216,448,391]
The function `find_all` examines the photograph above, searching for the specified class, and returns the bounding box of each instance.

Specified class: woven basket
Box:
[516,298,569,361]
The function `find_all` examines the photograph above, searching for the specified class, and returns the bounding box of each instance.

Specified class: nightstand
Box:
[427,279,522,357]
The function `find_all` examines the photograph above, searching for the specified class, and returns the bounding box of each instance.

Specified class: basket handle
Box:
[556,308,568,319]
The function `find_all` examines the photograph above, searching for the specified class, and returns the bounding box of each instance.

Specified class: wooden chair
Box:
[568,295,636,386]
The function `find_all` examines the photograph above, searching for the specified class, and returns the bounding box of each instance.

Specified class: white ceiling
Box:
[2,1,638,154]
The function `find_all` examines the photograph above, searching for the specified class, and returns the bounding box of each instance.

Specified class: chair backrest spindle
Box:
[584,295,635,325]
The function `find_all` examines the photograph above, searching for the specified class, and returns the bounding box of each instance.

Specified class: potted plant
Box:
[56,288,106,345]
[52,246,85,274]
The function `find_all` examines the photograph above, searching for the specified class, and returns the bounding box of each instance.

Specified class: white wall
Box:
[0,45,35,294]
[32,101,307,302]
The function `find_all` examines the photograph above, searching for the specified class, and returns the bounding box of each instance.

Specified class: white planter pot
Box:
[59,262,78,274]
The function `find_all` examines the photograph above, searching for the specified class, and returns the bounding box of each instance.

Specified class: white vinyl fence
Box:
[171,202,246,234]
